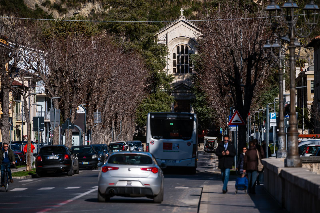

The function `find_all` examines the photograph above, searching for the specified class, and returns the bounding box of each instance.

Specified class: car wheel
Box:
[36,170,43,177]
[67,167,74,176]
[98,190,110,202]
[190,167,197,174]
[153,184,164,203]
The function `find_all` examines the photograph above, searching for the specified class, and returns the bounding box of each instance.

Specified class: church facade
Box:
[155,9,202,112]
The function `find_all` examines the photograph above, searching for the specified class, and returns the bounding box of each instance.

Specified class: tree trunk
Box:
[1,82,10,144]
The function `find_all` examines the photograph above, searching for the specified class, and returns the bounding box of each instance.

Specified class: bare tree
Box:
[197,2,272,155]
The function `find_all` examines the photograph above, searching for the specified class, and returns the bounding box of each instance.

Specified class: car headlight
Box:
[92,154,97,159]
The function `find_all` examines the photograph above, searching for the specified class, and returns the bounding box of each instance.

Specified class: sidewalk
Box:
[199,174,286,213]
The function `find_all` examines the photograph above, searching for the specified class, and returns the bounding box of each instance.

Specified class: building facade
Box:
[156,9,202,112]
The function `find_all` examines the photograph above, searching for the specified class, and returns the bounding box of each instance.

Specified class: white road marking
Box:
[65,187,81,189]
[38,187,55,190]
[92,170,100,172]
[175,186,189,189]
[19,180,33,182]
[11,188,28,191]
[37,187,97,213]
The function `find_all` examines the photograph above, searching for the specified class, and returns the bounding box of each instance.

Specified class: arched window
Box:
[173,44,193,74]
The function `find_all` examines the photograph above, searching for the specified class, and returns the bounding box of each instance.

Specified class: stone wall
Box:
[262,158,320,213]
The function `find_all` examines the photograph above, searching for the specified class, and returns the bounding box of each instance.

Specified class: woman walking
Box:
[243,141,259,194]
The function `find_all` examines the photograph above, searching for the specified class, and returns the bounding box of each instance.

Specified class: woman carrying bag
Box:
[243,141,262,194]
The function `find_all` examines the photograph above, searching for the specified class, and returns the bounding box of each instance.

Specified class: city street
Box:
[0,150,218,213]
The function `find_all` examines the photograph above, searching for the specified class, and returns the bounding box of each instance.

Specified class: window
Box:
[172,44,193,74]
[311,80,314,93]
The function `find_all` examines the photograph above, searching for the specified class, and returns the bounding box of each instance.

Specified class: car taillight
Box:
[36,156,42,161]
[122,146,126,151]
[102,166,119,173]
[146,143,149,152]
[192,144,197,158]
[64,154,70,160]
[140,167,158,174]
[306,147,309,153]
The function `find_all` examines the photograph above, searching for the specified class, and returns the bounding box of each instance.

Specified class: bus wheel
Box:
[190,167,197,174]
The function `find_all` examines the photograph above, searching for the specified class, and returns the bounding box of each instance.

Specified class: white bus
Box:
[146,112,198,173]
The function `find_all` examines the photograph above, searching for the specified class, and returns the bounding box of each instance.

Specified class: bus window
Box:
[150,117,193,140]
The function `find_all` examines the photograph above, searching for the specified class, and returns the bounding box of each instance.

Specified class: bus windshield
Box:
[150,114,194,140]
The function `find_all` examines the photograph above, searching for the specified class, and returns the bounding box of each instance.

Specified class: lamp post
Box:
[265,0,319,167]
[79,104,87,145]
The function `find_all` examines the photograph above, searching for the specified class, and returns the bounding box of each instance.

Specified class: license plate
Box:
[47,156,58,160]
[82,162,89,165]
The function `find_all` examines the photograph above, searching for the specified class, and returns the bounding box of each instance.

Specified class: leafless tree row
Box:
[1,18,149,151]
[197,3,272,153]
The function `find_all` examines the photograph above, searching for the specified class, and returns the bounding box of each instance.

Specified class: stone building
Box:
[155,9,202,112]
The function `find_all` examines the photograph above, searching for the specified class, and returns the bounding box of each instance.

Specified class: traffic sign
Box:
[228,110,245,125]
[270,112,277,123]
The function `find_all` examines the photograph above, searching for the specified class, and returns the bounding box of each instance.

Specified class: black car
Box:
[36,145,79,176]
[91,144,109,167]
[71,145,99,169]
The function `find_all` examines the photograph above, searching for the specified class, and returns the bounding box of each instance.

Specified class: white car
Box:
[98,152,164,203]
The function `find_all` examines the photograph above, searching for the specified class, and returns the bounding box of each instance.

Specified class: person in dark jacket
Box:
[216,135,236,194]
[237,146,247,175]
[243,141,259,194]
[0,142,16,186]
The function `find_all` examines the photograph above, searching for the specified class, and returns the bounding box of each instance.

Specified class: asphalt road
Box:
[0,151,218,213]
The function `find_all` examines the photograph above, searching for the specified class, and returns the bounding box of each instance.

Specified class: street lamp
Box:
[265,0,320,167]
[296,85,307,134]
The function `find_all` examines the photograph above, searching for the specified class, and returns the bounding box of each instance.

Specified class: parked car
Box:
[98,152,164,203]
[302,145,320,156]
[109,142,126,153]
[35,145,79,176]
[92,144,109,167]
[127,141,143,152]
[11,144,26,165]
[71,145,99,169]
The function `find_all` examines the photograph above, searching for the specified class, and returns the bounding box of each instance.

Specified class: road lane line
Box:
[19,180,33,182]
[175,186,189,189]
[11,188,28,191]
[38,187,55,190]
[37,187,97,213]
[65,187,81,189]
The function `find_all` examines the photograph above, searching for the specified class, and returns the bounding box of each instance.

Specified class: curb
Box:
[13,175,32,179]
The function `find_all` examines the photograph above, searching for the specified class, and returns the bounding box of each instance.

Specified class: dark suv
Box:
[71,145,99,169]
[36,145,79,176]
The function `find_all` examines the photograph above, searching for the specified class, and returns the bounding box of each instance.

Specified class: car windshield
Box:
[92,145,103,152]
[11,145,21,151]
[72,146,95,154]
[40,146,65,154]
[133,142,142,146]
[108,154,153,165]
[109,144,122,150]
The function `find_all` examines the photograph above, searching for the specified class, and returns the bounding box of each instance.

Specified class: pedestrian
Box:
[23,143,35,155]
[216,135,236,194]
[254,140,265,185]
[0,142,16,186]
[243,141,259,194]
[237,146,247,175]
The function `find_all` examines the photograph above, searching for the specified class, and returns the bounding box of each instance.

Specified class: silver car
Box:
[98,152,164,203]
